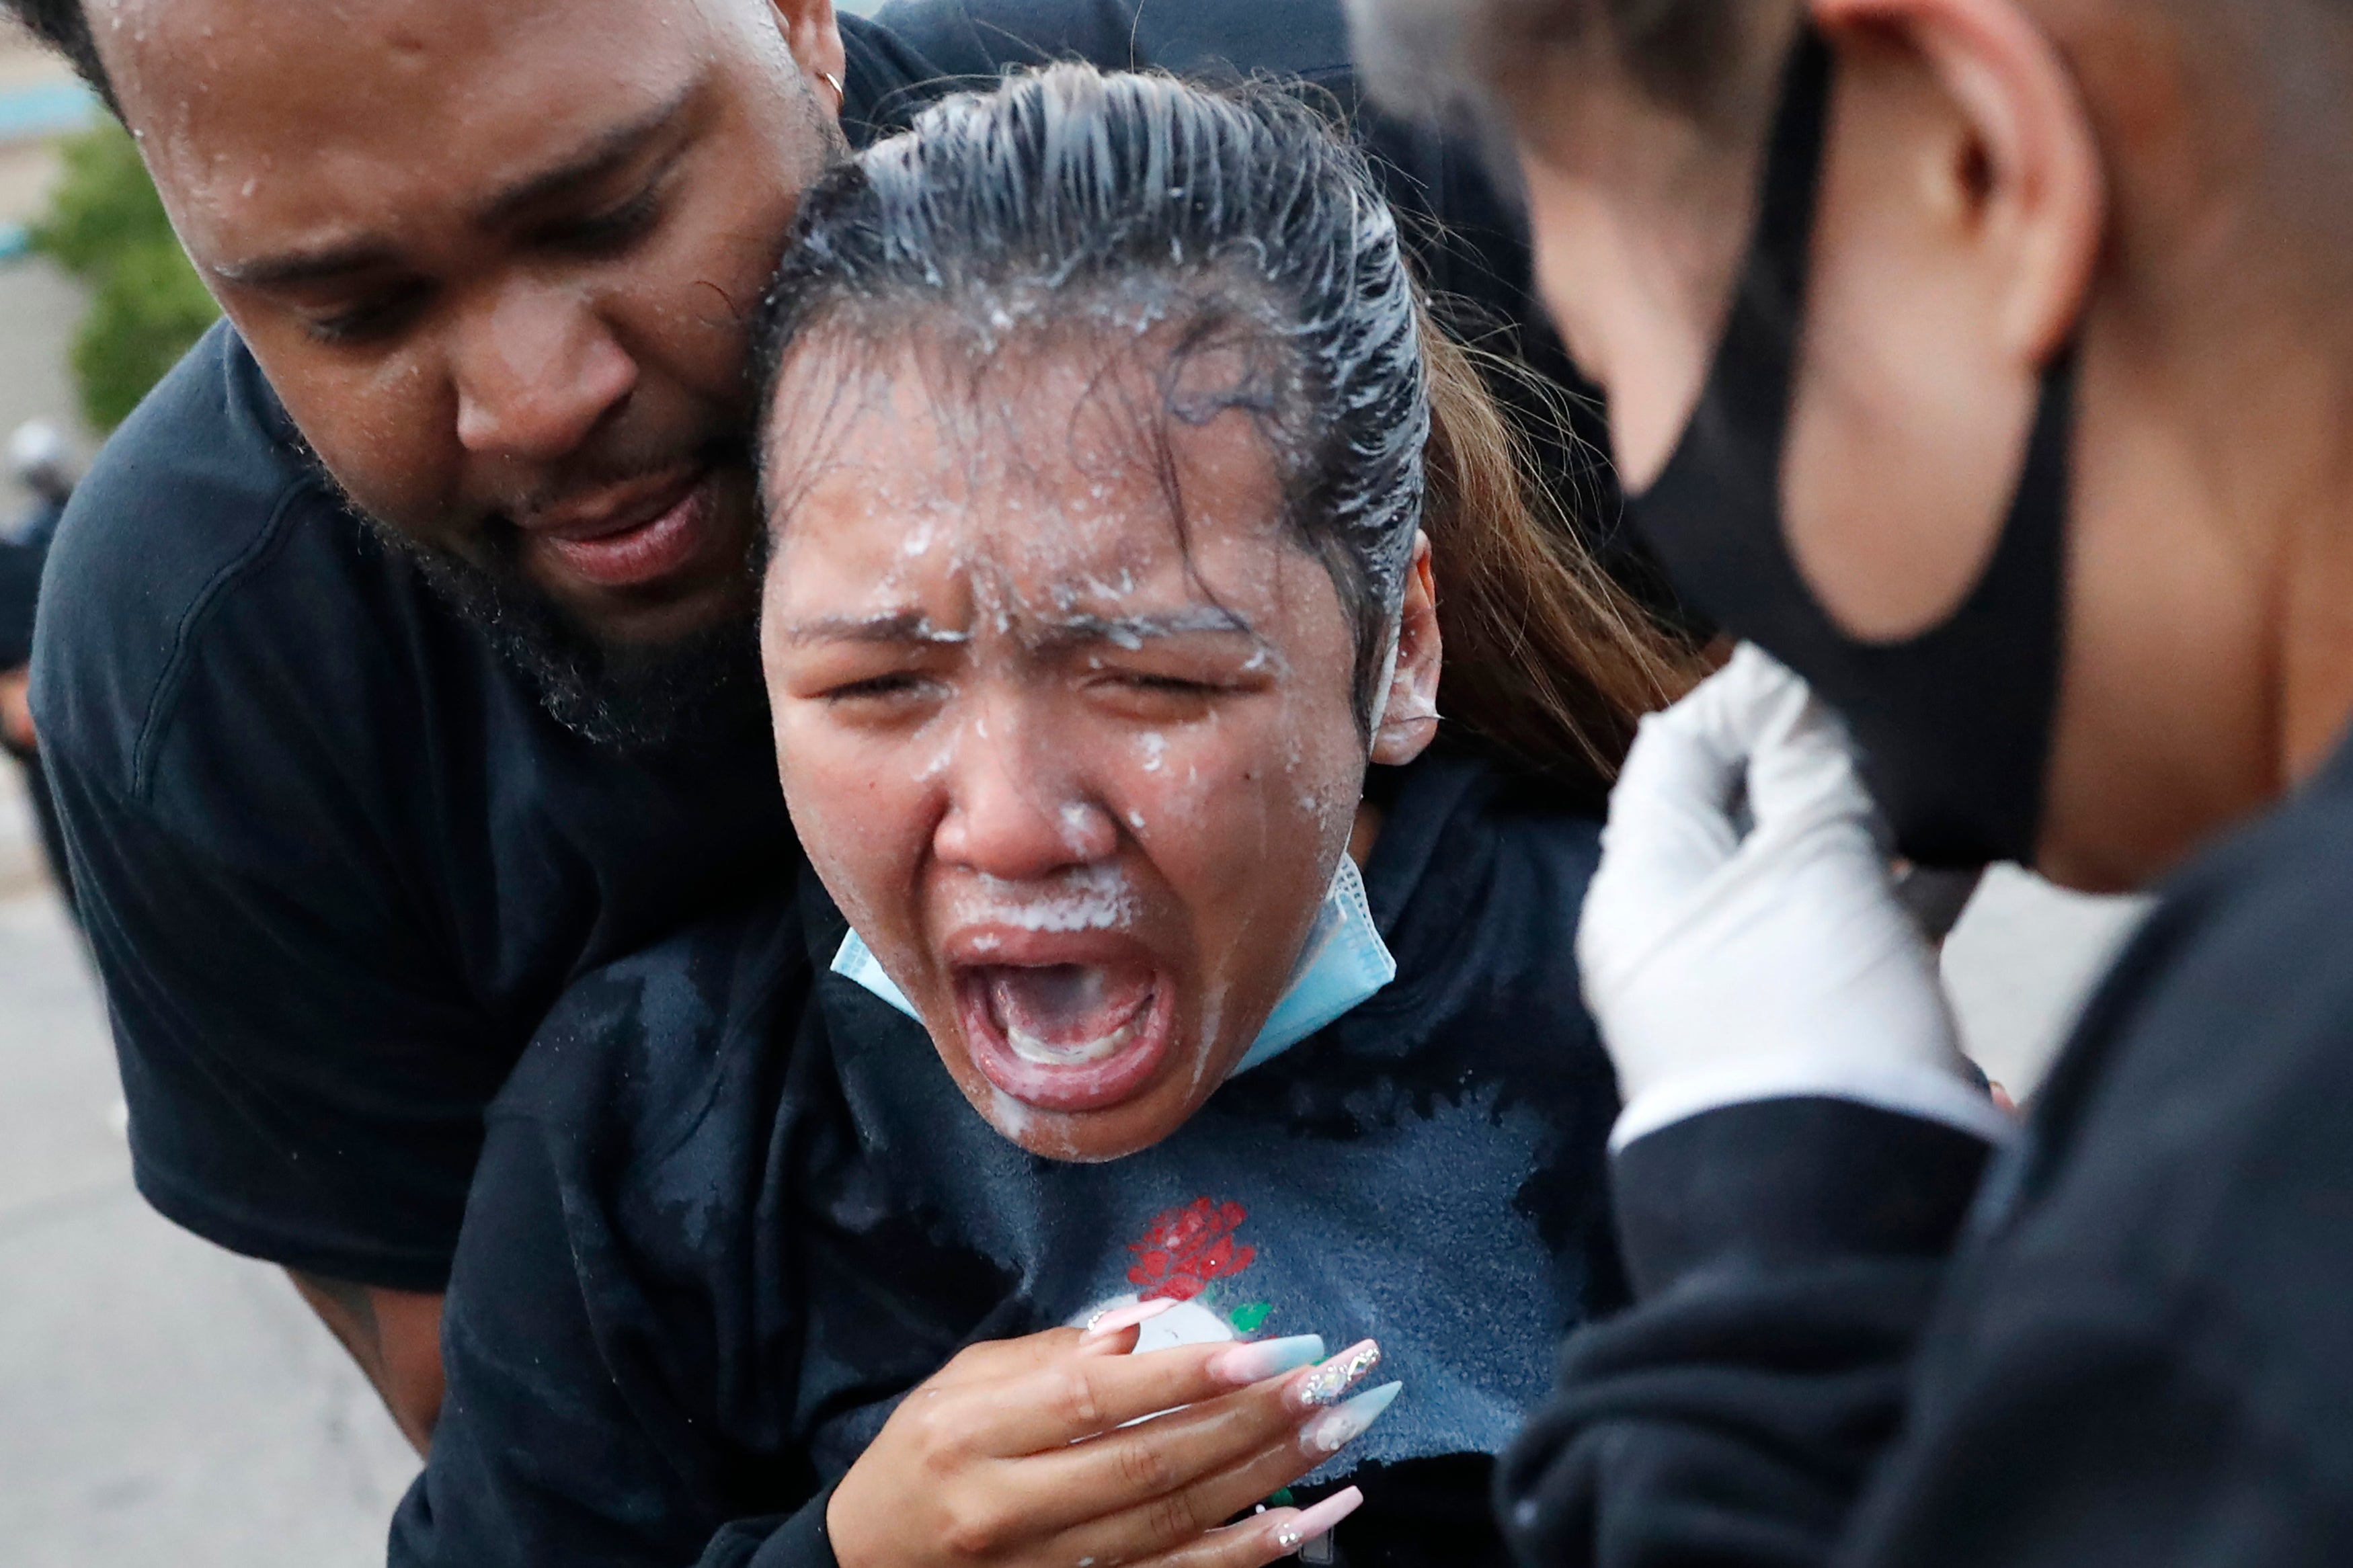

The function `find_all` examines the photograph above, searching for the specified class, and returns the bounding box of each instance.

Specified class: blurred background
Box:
[0,25,427,1568]
[0,13,2150,1566]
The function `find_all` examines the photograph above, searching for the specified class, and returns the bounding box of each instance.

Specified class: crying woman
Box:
[395,65,1696,1568]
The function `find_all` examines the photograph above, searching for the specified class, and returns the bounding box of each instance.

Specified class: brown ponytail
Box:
[1417,310,1703,809]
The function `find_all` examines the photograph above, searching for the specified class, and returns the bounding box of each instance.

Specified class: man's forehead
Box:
[99,0,729,201]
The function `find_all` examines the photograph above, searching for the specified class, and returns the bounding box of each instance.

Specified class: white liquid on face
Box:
[961,862,1136,932]
[1186,985,1226,1094]
[985,1086,1035,1141]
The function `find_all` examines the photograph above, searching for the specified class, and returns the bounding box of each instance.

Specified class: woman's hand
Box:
[826,1317,1392,1568]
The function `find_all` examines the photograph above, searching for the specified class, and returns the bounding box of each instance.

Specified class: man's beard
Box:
[378,507,771,756]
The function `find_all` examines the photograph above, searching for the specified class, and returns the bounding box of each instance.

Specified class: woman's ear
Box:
[1371,532,1443,766]
[768,0,847,116]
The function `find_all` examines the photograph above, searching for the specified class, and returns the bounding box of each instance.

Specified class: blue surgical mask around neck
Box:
[830,852,1396,1080]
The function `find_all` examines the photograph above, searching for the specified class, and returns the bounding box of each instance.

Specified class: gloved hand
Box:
[1578,645,2013,1151]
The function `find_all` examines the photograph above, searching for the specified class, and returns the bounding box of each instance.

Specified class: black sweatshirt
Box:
[391,753,1626,1568]
[1496,728,2353,1566]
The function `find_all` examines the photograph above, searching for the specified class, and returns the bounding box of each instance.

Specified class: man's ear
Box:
[1371,532,1443,766]
[770,0,847,116]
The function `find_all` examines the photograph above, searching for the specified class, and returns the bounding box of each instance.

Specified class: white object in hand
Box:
[1578,644,2016,1152]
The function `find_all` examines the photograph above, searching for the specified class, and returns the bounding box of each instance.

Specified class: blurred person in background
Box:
[5,0,1610,1458]
[0,417,77,923]
[1344,0,2353,1562]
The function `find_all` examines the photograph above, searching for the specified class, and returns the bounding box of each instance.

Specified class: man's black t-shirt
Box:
[391,753,1626,1568]
[35,329,799,1288]
[29,0,1577,1291]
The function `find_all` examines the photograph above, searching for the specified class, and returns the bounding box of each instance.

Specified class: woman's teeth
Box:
[983,962,1156,1067]
[1005,1010,1142,1066]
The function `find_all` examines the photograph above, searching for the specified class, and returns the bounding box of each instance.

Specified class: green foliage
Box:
[30,120,219,431]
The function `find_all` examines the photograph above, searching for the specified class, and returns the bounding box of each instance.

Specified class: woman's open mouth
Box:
[955,958,1174,1112]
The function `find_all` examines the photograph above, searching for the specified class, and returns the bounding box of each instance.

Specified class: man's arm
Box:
[287,1272,446,1454]
[41,706,497,1455]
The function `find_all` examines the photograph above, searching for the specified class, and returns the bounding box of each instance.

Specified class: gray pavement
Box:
[0,764,420,1568]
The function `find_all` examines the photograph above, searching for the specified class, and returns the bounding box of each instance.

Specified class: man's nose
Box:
[450,282,637,462]
[933,708,1120,880]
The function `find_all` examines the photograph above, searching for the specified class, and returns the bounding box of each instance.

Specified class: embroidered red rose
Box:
[1127,1197,1257,1302]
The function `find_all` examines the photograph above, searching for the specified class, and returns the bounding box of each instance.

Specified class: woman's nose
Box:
[450,282,637,462]
[933,713,1121,879]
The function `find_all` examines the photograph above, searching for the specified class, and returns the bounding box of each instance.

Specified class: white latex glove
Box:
[1579,645,2014,1151]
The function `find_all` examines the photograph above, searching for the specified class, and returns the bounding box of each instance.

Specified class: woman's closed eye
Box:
[1117,672,1223,696]
[1085,663,1263,720]
[821,671,941,704]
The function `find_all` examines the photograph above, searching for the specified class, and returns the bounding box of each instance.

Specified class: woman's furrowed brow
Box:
[781,612,971,647]
[1028,608,1257,651]
[779,606,1259,650]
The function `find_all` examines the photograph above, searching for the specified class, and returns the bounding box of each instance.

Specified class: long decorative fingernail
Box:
[1301,1380,1400,1454]
[1287,1339,1380,1411]
[1081,1298,1178,1341]
[1272,1485,1365,1553]
[1208,1333,1326,1385]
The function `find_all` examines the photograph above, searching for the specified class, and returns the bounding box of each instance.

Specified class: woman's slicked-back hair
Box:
[758,64,1431,725]
[758,60,1696,797]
